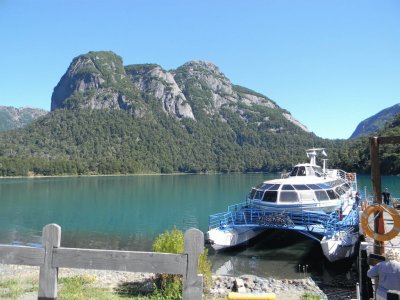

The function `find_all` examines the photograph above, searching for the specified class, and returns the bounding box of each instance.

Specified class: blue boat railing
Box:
[209,204,360,237]
[324,208,359,238]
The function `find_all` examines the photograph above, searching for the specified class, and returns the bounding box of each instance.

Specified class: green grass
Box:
[0,277,37,299]
[300,292,322,300]
[58,275,122,300]
[0,275,188,300]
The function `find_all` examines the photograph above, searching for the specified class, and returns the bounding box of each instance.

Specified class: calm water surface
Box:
[1,174,399,297]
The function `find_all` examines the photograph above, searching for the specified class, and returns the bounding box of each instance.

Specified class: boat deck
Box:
[209,202,359,241]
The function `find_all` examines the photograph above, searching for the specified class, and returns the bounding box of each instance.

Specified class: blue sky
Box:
[0,0,399,139]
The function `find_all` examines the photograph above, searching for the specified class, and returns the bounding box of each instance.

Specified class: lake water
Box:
[0,173,399,298]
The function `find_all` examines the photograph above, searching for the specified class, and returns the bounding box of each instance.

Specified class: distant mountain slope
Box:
[349,103,400,139]
[0,106,48,132]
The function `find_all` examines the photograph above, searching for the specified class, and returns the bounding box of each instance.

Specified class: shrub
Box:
[152,227,212,299]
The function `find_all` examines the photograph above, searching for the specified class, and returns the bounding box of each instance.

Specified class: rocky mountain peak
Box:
[180,60,224,75]
[126,64,195,120]
[49,51,309,133]
[51,51,140,113]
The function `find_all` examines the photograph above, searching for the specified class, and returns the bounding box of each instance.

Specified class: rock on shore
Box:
[210,274,327,300]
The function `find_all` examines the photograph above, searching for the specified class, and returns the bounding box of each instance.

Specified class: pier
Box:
[358,136,400,300]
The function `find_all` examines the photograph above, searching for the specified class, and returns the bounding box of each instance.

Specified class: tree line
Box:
[0,108,399,177]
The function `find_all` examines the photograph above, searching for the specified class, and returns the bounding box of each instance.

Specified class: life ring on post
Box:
[361,204,400,242]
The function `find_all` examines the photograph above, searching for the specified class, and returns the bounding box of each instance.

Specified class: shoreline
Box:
[0,264,327,299]
[0,171,274,179]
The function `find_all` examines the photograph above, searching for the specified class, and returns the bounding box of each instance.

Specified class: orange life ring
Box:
[361,204,400,242]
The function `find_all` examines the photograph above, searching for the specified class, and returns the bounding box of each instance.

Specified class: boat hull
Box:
[207,226,265,250]
[320,232,359,262]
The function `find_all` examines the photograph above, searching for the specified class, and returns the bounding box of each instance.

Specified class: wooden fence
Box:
[0,224,204,300]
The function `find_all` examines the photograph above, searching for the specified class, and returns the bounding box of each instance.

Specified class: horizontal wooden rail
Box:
[0,223,204,300]
[0,244,44,266]
[52,248,188,274]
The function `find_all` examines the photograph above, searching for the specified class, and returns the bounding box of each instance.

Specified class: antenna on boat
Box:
[322,159,328,174]
[306,149,317,165]
[306,148,327,166]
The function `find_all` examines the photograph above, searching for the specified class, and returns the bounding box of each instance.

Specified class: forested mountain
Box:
[371,114,400,174]
[0,51,392,176]
[349,103,400,139]
[0,106,47,132]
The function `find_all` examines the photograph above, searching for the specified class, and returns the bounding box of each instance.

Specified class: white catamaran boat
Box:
[207,148,360,262]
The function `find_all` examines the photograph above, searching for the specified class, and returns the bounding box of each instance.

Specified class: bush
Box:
[152,227,212,299]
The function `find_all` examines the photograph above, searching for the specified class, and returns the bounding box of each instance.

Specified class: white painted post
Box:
[38,224,61,300]
[183,228,204,300]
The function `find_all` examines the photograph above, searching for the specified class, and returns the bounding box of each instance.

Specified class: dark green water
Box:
[0,173,399,290]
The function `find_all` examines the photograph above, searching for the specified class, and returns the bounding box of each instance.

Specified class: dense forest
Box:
[0,108,314,176]
[0,108,386,177]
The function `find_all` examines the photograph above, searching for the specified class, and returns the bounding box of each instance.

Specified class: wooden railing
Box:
[0,224,204,300]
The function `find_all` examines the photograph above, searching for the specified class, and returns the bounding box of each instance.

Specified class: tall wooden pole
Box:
[370,137,384,254]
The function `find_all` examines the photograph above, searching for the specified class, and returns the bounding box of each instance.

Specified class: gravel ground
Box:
[0,264,327,299]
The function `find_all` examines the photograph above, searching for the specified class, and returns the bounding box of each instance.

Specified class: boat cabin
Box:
[289,164,324,177]
[248,178,351,204]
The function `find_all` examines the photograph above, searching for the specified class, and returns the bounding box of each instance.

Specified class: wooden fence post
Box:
[38,224,61,300]
[183,228,204,300]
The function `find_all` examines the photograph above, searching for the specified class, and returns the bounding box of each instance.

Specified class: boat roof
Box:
[263,176,332,185]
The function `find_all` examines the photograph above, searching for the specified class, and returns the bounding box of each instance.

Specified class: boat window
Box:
[335,186,346,196]
[261,184,273,190]
[289,166,306,176]
[326,189,338,200]
[268,184,281,191]
[299,191,315,201]
[315,190,330,201]
[254,190,264,200]
[298,167,306,176]
[293,184,310,190]
[341,183,350,191]
[279,191,299,202]
[307,184,321,190]
[262,191,277,203]
[289,167,298,176]
[249,189,257,199]
[317,183,331,189]
[281,184,295,190]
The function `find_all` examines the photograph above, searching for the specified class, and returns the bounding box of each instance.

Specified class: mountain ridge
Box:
[0,106,48,132]
[350,103,400,139]
[51,51,309,133]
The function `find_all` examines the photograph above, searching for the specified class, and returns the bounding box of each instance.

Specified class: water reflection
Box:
[208,229,358,298]
[209,230,320,278]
